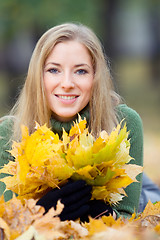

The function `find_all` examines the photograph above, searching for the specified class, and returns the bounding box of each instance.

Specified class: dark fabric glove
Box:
[36,180,92,221]
[80,200,113,222]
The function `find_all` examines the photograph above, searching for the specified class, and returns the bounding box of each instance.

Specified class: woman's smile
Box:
[54,94,79,105]
[55,94,79,100]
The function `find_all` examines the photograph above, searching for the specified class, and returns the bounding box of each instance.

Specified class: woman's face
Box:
[43,40,94,122]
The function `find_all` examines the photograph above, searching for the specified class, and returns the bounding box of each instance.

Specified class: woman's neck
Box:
[50,105,90,138]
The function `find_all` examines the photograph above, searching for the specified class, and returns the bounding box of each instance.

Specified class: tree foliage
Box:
[0,0,101,46]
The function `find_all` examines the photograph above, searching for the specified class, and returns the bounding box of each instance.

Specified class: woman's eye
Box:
[48,68,59,74]
[76,69,88,75]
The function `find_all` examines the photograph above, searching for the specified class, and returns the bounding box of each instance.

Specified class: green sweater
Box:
[0,104,143,219]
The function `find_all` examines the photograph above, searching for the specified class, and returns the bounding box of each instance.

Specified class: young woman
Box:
[0,23,144,221]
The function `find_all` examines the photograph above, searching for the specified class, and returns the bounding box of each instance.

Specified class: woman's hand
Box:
[36,180,92,221]
[80,199,115,222]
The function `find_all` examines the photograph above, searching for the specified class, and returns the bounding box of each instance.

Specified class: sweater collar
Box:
[50,105,90,138]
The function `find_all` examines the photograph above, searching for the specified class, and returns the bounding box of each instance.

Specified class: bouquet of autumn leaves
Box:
[0,117,142,205]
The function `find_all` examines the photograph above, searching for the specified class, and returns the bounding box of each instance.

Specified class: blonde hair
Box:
[9,22,121,140]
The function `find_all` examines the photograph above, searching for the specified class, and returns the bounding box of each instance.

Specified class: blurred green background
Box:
[0,0,160,184]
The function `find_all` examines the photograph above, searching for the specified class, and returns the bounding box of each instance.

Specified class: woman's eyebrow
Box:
[75,63,92,69]
[45,62,60,66]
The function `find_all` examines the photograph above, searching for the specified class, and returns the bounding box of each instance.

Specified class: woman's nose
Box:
[60,72,75,89]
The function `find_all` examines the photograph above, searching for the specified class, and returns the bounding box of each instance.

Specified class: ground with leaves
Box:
[0,196,160,240]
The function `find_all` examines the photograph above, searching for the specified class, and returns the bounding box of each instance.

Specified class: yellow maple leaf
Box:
[102,215,125,228]
[141,200,160,218]
[73,165,96,180]
[0,196,44,239]
[84,217,107,236]
[122,164,143,182]
[69,115,87,137]
[155,222,160,234]
[0,218,10,240]
[106,174,133,190]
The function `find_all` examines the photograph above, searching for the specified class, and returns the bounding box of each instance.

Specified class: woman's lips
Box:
[57,95,77,100]
[55,94,79,104]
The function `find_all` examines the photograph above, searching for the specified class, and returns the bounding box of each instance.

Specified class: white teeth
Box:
[58,95,76,100]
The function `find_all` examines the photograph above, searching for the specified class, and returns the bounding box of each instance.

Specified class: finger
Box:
[60,204,90,221]
[36,180,86,205]
[59,180,87,196]
[61,185,92,205]
[61,194,91,214]
[36,189,59,206]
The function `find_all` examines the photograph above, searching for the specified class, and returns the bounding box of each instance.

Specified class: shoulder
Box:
[0,117,14,151]
[0,118,14,201]
[116,104,143,130]
[116,104,143,145]
[116,104,142,122]
[0,117,14,167]
[0,117,14,137]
